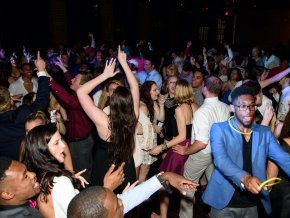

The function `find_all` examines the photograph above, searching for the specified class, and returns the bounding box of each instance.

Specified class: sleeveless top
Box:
[90,133,136,194]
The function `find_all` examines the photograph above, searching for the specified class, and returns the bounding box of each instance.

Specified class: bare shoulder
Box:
[191,102,199,112]
[37,193,54,218]
[140,102,149,115]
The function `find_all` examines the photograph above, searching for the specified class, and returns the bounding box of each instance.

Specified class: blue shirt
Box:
[136,69,162,90]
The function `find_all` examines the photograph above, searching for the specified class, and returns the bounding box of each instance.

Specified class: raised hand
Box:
[158,94,166,106]
[103,162,125,191]
[88,32,94,38]
[34,51,45,71]
[117,45,127,64]
[74,169,89,188]
[103,58,118,79]
[54,55,67,72]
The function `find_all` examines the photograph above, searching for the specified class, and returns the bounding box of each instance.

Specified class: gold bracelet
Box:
[161,142,168,151]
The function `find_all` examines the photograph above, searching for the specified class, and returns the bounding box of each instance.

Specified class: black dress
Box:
[90,133,136,194]
[270,139,290,218]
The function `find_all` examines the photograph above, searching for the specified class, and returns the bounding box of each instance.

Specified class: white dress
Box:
[52,176,79,218]
[135,109,157,166]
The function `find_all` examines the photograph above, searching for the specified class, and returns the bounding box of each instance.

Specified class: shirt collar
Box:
[204,97,219,103]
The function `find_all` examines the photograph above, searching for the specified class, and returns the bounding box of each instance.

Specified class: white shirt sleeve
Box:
[193,111,210,145]
[117,176,162,214]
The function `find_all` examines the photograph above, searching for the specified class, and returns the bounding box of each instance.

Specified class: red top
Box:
[50,72,93,139]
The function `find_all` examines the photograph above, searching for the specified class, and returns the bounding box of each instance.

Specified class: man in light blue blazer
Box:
[202,86,290,217]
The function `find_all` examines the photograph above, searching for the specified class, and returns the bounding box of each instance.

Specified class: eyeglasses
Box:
[234,104,257,111]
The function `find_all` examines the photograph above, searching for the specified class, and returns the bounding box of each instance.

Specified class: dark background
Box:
[0,0,290,54]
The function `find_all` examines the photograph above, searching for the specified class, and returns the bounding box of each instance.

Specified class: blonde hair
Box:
[174,79,194,104]
[166,64,178,77]
[48,92,60,112]
[0,86,11,113]
[98,80,124,110]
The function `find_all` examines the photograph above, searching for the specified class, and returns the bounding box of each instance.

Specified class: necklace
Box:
[228,116,252,135]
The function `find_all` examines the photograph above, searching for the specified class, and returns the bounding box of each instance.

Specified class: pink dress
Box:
[159,124,192,175]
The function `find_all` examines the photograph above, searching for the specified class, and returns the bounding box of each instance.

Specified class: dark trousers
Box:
[69,133,94,182]
[209,206,258,218]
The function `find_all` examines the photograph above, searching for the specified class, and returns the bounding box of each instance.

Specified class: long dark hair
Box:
[140,81,156,122]
[24,124,79,202]
[279,111,290,140]
[109,86,137,164]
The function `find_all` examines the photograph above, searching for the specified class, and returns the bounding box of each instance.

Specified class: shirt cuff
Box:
[37,71,47,77]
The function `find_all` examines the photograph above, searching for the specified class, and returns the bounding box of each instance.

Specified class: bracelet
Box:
[156,172,173,194]
[161,142,168,151]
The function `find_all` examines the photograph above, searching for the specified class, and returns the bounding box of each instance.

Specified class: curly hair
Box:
[109,86,137,164]
[140,81,156,122]
[23,124,79,202]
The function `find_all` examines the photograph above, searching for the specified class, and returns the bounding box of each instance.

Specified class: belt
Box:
[69,134,90,142]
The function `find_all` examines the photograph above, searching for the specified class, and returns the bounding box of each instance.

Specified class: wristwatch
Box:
[156,173,173,194]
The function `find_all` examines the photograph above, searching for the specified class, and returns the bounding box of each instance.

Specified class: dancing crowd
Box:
[0,35,290,218]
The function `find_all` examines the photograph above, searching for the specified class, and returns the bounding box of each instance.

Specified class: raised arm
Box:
[30,51,50,112]
[117,45,140,118]
[150,106,186,156]
[77,59,118,137]
[259,67,290,89]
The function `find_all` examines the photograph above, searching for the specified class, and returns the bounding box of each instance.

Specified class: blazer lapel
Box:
[251,124,260,162]
[229,118,243,167]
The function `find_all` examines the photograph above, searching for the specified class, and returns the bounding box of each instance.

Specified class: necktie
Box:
[144,73,149,82]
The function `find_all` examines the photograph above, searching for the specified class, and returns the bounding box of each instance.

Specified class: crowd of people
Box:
[0,34,290,218]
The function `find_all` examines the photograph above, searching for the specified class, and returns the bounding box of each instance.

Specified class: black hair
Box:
[24,124,80,202]
[22,92,36,106]
[231,86,255,104]
[242,80,261,96]
[67,186,108,218]
[0,156,12,182]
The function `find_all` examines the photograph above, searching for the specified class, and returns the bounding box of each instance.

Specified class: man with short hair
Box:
[0,156,41,217]
[202,86,290,217]
[191,70,205,106]
[0,53,49,160]
[48,58,95,181]
[136,55,162,90]
[9,63,38,107]
[174,75,230,218]
[67,172,198,218]
[277,74,290,121]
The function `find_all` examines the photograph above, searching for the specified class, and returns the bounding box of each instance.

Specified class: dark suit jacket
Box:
[0,76,49,160]
[0,204,42,218]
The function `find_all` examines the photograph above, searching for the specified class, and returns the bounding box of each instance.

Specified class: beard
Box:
[235,114,253,129]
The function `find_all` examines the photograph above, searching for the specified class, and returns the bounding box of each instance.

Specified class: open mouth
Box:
[243,116,252,122]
